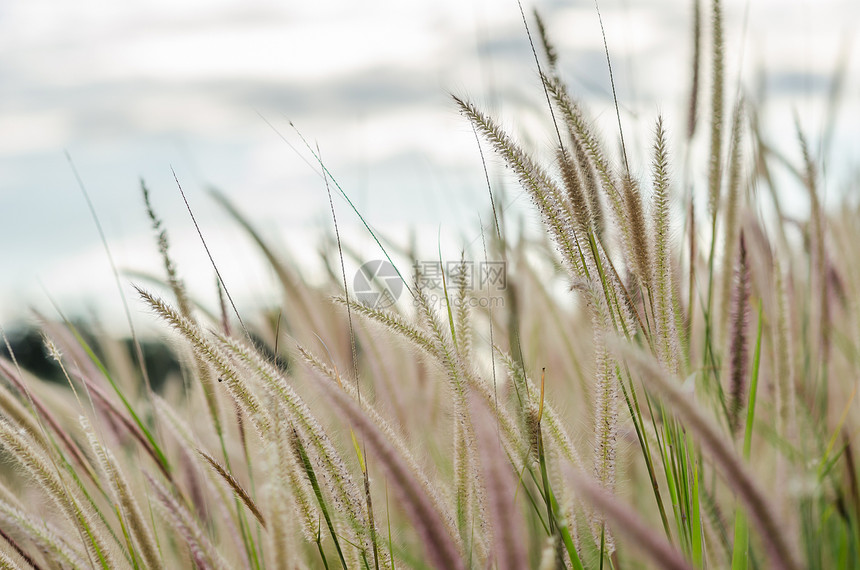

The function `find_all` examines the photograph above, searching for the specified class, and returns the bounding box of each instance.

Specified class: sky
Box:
[1,0,858,329]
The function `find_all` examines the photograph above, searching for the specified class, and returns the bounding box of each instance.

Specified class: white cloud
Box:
[1,0,857,326]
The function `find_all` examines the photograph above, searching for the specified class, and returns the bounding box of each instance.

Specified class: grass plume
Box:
[0,6,855,569]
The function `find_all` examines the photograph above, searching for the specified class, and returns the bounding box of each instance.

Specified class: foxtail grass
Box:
[2,5,857,569]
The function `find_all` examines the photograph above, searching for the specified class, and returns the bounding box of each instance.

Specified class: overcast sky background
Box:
[1,0,858,329]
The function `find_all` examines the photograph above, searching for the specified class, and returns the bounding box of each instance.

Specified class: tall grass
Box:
[0,3,857,569]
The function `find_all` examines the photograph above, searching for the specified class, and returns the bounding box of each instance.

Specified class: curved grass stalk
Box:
[298,345,459,546]
[0,498,88,569]
[213,334,375,564]
[82,415,163,570]
[317,374,466,570]
[566,467,692,570]
[413,285,486,559]
[454,95,585,282]
[137,287,272,438]
[197,450,266,530]
[0,420,116,569]
[146,473,229,570]
[619,344,801,570]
